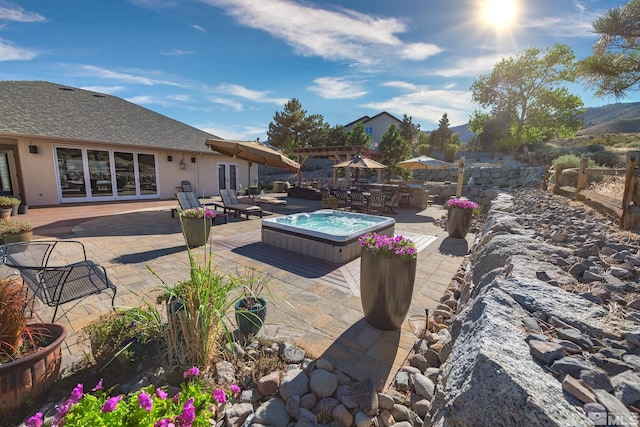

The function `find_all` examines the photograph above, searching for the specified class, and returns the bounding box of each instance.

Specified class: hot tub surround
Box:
[261,210,395,263]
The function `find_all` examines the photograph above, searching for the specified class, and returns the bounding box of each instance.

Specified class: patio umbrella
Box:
[333,154,386,184]
[206,138,300,189]
[206,138,300,170]
[396,155,455,170]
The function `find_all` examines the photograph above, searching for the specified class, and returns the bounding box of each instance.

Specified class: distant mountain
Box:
[450,101,640,142]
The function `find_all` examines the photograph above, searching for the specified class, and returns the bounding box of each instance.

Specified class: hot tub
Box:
[261,209,395,263]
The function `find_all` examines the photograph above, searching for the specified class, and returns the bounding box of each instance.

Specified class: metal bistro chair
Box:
[368,191,386,215]
[384,192,401,215]
[1,240,117,322]
[350,190,366,212]
[335,189,349,211]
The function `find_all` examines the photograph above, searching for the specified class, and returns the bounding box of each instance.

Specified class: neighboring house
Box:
[0,81,251,207]
[344,112,403,146]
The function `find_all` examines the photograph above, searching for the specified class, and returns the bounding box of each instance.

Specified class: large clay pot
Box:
[0,323,66,420]
[180,217,211,248]
[360,250,416,330]
[235,297,267,336]
[0,206,12,222]
[447,207,473,239]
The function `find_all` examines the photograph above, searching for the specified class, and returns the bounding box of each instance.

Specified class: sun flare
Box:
[481,0,517,30]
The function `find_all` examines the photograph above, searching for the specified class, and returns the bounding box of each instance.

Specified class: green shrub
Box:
[552,154,597,187]
[444,143,459,162]
[0,196,20,207]
[586,144,605,152]
[589,150,623,168]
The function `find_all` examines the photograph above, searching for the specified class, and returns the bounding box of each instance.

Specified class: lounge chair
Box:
[174,192,228,224]
[219,189,263,220]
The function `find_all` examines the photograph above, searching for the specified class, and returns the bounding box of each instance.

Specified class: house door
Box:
[217,163,238,192]
[0,151,16,197]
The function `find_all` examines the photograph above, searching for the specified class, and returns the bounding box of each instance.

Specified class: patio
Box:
[11,196,473,389]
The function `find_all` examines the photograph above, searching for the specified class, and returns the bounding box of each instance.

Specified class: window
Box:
[365,127,374,136]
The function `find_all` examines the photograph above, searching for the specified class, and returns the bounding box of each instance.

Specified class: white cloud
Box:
[161,49,196,56]
[201,0,441,64]
[0,38,36,60]
[192,24,206,33]
[400,43,443,61]
[383,81,418,91]
[308,77,367,100]
[0,4,45,22]
[80,85,125,94]
[168,94,191,102]
[77,65,184,87]
[199,123,266,140]
[361,85,473,128]
[215,83,288,104]
[432,54,511,77]
[209,96,243,111]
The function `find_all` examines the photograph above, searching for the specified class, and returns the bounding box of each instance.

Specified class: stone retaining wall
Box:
[428,191,639,426]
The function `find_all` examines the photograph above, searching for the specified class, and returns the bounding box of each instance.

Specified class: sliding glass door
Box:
[56,147,158,202]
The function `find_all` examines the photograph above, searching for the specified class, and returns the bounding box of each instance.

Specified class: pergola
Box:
[291,145,384,187]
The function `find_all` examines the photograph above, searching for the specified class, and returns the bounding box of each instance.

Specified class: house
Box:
[0,81,252,207]
[343,112,403,145]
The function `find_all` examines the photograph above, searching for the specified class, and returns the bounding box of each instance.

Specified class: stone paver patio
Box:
[13,197,473,390]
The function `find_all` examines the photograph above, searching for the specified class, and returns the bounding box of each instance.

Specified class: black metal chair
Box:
[1,240,117,322]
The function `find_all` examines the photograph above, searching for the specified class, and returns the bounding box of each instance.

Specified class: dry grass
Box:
[588,175,625,199]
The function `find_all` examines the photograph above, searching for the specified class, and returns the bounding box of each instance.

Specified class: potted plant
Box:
[179,207,216,248]
[0,196,20,222]
[444,197,481,239]
[358,232,417,330]
[0,275,66,420]
[0,218,33,244]
[234,267,271,336]
[84,306,163,370]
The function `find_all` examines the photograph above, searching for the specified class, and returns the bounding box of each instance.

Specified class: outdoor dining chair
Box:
[350,190,366,212]
[368,191,386,214]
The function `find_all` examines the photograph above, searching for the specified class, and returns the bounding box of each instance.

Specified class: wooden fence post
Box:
[576,158,588,194]
[620,151,640,230]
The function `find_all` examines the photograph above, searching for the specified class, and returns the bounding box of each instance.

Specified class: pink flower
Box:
[91,378,103,392]
[445,198,480,210]
[101,395,123,413]
[156,388,168,400]
[175,398,195,426]
[25,412,43,427]
[70,383,84,403]
[230,384,241,396]
[139,390,153,412]
[212,389,227,404]
[155,419,176,427]
[183,366,200,378]
[172,392,181,404]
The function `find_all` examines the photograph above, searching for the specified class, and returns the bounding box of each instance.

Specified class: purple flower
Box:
[172,392,181,404]
[212,389,227,404]
[139,390,153,412]
[155,419,176,427]
[175,398,195,426]
[230,384,241,396]
[156,388,168,400]
[55,399,73,421]
[91,378,104,392]
[445,198,480,210]
[130,320,137,328]
[101,395,123,413]
[25,412,43,427]
[70,383,84,403]
[183,366,200,378]
[359,232,417,260]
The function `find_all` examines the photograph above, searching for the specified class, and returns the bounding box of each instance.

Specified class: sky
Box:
[1,0,637,142]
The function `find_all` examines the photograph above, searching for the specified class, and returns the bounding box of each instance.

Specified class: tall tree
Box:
[470,44,584,149]
[378,125,411,182]
[580,0,640,98]
[399,115,420,150]
[267,98,327,148]
[345,123,372,147]
[429,113,453,151]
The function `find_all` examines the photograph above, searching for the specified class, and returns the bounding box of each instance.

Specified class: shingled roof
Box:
[0,81,220,153]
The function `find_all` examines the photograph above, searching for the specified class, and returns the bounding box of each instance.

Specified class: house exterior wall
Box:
[12,137,249,207]
[344,113,403,145]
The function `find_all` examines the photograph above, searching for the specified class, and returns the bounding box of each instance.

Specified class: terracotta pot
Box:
[360,250,416,330]
[0,207,12,222]
[447,207,473,239]
[0,323,66,420]
[180,217,211,248]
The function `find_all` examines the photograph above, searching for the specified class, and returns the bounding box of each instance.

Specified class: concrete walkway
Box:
[14,197,473,390]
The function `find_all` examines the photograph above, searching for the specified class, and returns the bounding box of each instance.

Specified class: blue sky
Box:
[1,0,636,142]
